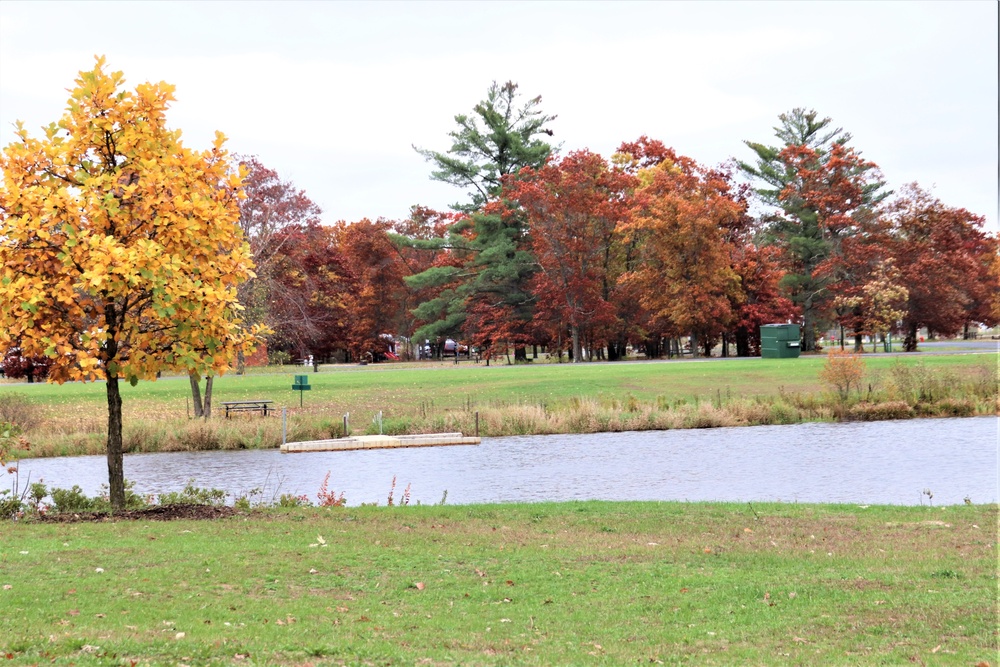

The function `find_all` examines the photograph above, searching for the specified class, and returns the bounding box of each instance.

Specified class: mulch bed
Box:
[35,504,241,523]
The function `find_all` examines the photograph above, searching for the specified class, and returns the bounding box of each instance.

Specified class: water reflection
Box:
[14,416,998,506]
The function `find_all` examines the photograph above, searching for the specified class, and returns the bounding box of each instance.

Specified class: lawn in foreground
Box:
[1,502,996,665]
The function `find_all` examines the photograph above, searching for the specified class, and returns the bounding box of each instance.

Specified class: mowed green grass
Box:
[1,502,996,666]
[3,352,992,412]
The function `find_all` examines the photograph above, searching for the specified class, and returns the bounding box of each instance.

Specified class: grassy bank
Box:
[1,353,996,458]
[1,502,995,665]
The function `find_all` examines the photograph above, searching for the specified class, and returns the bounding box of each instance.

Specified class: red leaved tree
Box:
[507,150,635,362]
[268,222,351,362]
[335,218,409,362]
[882,184,999,350]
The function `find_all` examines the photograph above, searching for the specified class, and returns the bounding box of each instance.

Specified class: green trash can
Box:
[760,324,801,359]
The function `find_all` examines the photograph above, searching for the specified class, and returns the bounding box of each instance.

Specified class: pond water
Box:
[11,416,997,507]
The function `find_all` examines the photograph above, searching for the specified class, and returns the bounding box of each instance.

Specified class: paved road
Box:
[866,338,998,356]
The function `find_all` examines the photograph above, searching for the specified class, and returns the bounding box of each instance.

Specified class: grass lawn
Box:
[4,352,992,409]
[1,501,996,666]
[1,352,995,457]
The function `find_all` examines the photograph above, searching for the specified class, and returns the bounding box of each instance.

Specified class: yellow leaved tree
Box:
[0,57,260,510]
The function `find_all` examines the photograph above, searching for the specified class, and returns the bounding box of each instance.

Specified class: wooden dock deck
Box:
[280,432,480,453]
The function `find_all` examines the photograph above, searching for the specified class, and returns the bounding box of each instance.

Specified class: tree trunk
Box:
[854,333,863,353]
[236,349,246,376]
[189,372,204,418]
[904,322,919,352]
[689,333,698,358]
[105,375,126,512]
[203,376,214,419]
[735,329,750,357]
[571,325,581,363]
[801,312,816,352]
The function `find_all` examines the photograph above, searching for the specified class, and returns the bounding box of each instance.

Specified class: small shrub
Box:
[232,487,264,510]
[0,490,24,519]
[768,402,800,425]
[97,479,149,511]
[157,480,227,506]
[819,349,865,402]
[268,350,291,366]
[50,485,98,513]
[385,476,411,507]
[277,493,311,508]
[316,472,346,507]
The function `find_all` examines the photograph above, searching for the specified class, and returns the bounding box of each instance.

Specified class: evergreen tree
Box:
[414,81,556,213]
[739,108,888,350]
[405,82,557,353]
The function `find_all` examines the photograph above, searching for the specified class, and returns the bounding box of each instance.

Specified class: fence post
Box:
[344,412,350,437]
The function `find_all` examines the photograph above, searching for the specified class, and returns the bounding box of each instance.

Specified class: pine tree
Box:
[406,82,557,355]
[739,108,888,351]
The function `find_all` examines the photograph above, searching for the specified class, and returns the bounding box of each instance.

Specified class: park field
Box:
[1,352,996,458]
[0,501,996,666]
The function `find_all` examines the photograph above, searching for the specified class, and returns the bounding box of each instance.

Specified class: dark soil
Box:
[36,503,240,523]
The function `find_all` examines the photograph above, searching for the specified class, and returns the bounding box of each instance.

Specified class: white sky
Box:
[1,1,997,232]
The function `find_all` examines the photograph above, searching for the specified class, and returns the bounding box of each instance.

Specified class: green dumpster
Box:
[760,324,801,359]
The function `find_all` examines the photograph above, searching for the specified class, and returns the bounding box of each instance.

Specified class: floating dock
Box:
[280,432,480,453]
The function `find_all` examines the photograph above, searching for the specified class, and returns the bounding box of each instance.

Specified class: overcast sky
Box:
[1,1,997,231]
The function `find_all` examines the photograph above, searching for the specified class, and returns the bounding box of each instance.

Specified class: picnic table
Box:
[221,400,274,418]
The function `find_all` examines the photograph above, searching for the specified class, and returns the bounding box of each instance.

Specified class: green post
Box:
[292,374,311,407]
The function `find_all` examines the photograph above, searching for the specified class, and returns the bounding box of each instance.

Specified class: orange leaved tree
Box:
[0,58,259,510]
[622,156,744,357]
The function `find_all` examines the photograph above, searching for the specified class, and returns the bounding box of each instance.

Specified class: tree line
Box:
[7,81,997,378]
[5,76,998,382]
[231,83,1000,365]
